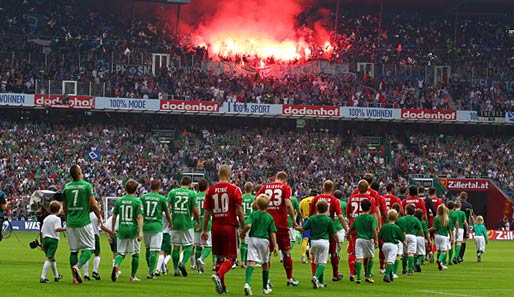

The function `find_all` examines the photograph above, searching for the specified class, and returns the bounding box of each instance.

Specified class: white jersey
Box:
[90,212,100,236]
[105,215,119,233]
[41,214,62,240]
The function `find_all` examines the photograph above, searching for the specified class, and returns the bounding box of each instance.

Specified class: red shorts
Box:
[347,231,357,254]
[270,227,291,252]
[212,224,238,259]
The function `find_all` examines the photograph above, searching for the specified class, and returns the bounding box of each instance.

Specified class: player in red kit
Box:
[309,180,349,281]
[383,183,403,213]
[346,180,376,281]
[256,171,299,287]
[428,187,443,262]
[202,165,245,294]
[351,174,383,228]
[370,181,388,274]
[401,186,427,216]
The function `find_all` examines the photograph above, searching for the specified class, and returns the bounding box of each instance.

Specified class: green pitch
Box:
[2,232,513,297]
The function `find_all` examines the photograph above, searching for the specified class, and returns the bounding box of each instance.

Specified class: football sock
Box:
[70,252,79,268]
[217,259,234,279]
[157,255,164,272]
[51,261,59,277]
[93,256,100,273]
[131,254,139,277]
[455,245,461,260]
[379,251,385,270]
[438,253,446,263]
[83,261,89,276]
[401,256,407,273]
[245,266,254,285]
[385,264,392,278]
[408,256,414,271]
[311,254,316,276]
[330,253,339,278]
[355,262,362,280]
[448,248,453,262]
[41,261,51,279]
[195,247,202,260]
[182,246,193,265]
[363,258,369,276]
[78,250,93,268]
[115,254,125,267]
[241,243,248,265]
[262,270,269,289]
[164,254,171,266]
[282,253,293,279]
[149,251,157,275]
[201,247,212,260]
[393,260,399,275]
[366,260,374,278]
[301,238,308,257]
[348,254,356,276]
[172,248,180,271]
[315,264,325,279]
[291,240,296,249]
[460,242,467,259]
[146,250,151,267]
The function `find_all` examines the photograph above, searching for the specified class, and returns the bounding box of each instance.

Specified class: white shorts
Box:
[435,234,449,252]
[67,224,95,252]
[355,238,374,259]
[144,232,163,251]
[311,239,330,264]
[194,231,212,247]
[405,234,417,254]
[118,238,141,255]
[289,227,296,242]
[397,242,403,256]
[337,229,346,244]
[171,229,194,246]
[474,236,486,252]
[452,228,457,243]
[416,236,426,256]
[247,237,270,263]
[456,228,464,242]
[382,242,398,263]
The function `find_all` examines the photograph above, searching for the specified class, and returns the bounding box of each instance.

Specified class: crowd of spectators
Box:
[1,119,512,220]
[1,1,513,112]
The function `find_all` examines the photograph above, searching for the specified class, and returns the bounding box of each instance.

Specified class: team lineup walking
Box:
[37,164,483,295]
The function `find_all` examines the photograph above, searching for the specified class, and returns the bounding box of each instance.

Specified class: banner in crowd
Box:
[10,220,41,232]
[219,102,282,115]
[112,64,152,76]
[439,178,490,192]
[95,97,160,111]
[34,94,95,109]
[0,93,34,107]
[282,105,340,117]
[340,107,400,119]
[456,110,478,122]
[401,109,457,121]
[469,230,514,241]
[506,112,514,123]
[205,61,349,77]
[159,100,219,113]
[471,78,514,91]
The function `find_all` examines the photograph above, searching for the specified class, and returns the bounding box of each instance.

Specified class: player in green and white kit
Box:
[194,179,213,274]
[447,201,459,265]
[240,182,255,268]
[333,190,348,256]
[140,179,172,279]
[111,179,144,282]
[62,165,104,284]
[350,198,378,284]
[453,201,468,264]
[83,211,101,280]
[397,204,423,275]
[378,209,404,283]
[167,176,200,277]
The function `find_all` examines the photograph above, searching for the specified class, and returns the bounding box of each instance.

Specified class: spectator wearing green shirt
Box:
[240,194,278,295]
[167,176,200,277]
[296,200,338,289]
[473,215,488,262]
[111,179,144,282]
[62,164,104,284]
[140,179,172,279]
[349,198,378,284]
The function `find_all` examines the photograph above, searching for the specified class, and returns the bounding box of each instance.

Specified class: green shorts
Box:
[109,235,117,253]
[94,234,101,254]
[161,233,171,254]
[43,237,59,259]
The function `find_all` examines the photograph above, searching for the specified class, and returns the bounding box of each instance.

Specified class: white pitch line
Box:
[416,290,480,297]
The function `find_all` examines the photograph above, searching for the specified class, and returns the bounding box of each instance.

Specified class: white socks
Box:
[83,261,89,276]
[93,256,101,273]
[41,261,51,279]
[157,255,165,272]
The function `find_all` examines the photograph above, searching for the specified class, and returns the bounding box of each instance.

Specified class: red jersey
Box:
[430,196,443,214]
[375,194,387,224]
[383,194,403,212]
[204,182,242,227]
[256,181,291,229]
[346,193,376,225]
[352,188,379,200]
[309,194,342,219]
[401,197,427,215]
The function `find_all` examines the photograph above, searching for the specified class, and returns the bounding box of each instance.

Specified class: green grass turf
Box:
[1,232,513,297]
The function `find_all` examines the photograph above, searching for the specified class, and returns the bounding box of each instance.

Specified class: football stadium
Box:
[0,0,513,296]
